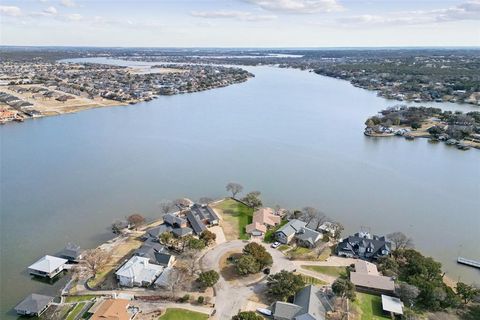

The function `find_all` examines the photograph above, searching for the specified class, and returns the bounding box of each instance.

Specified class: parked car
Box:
[271,241,281,249]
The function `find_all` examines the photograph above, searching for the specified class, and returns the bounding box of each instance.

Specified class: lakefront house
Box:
[336,231,391,260]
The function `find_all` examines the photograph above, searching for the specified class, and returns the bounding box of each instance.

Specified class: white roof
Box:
[116,256,163,282]
[28,255,68,273]
[382,295,404,315]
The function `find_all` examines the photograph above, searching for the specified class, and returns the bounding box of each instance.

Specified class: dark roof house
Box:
[337,232,391,260]
[14,293,54,316]
[58,242,82,261]
[133,242,176,267]
[186,203,219,234]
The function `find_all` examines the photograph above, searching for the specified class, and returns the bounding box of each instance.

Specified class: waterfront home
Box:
[246,207,282,237]
[270,285,332,320]
[336,232,391,260]
[275,219,322,248]
[90,299,133,320]
[133,241,176,267]
[186,203,220,235]
[28,255,68,278]
[115,256,163,287]
[350,261,395,295]
[154,267,174,288]
[317,221,338,238]
[382,295,404,317]
[14,293,54,317]
[58,243,82,262]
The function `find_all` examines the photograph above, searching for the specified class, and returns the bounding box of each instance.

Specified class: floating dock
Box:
[457,257,480,269]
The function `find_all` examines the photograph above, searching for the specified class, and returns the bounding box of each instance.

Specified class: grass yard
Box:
[296,273,328,286]
[159,308,209,320]
[64,295,96,303]
[353,293,390,320]
[65,302,86,320]
[278,244,290,252]
[212,198,253,240]
[301,265,346,278]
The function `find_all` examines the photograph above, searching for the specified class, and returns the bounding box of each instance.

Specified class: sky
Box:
[0,0,479,47]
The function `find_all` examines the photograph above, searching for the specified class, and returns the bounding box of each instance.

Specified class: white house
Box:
[28,255,68,278]
[115,256,163,287]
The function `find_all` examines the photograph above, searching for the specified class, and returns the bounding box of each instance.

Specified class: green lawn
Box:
[65,302,86,320]
[64,295,96,303]
[297,273,328,286]
[264,220,288,243]
[301,265,346,277]
[159,308,209,320]
[354,293,390,320]
[213,198,253,240]
[278,244,290,252]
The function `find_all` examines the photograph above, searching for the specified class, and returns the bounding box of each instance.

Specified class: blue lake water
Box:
[1,59,479,318]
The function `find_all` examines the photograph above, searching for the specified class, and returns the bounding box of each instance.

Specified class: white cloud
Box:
[63,13,82,21]
[191,10,276,21]
[0,5,22,17]
[60,0,76,8]
[243,0,343,14]
[44,6,58,15]
[338,0,480,27]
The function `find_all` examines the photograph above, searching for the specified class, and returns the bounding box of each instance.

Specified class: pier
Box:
[457,257,480,269]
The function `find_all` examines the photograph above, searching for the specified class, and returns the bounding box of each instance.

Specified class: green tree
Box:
[159,231,174,246]
[200,230,217,246]
[332,278,356,301]
[236,255,260,275]
[197,270,219,289]
[242,191,262,210]
[266,270,305,301]
[456,282,480,305]
[187,237,206,251]
[242,243,273,269]
[232,311,263,320]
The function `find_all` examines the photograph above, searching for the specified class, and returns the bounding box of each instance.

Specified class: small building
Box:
[90,299,133,320]
[58,243,82,262]
[350,261,395,295]
[115,256,163,287]
[246,207,282,236]
[28,255,68,278]
[14,293,54,316]
[381,295,404,316]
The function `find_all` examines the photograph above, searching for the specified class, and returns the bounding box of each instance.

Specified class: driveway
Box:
[201,240,296,319]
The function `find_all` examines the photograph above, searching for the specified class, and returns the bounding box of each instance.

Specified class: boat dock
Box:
[457,257,480,269]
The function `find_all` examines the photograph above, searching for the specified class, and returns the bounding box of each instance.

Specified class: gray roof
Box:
[295,228,322,246]
[277,219,307,238]
[15,294,54,314]
[293,285,327,320]
[146,224,172,239]
[186,211,207,235]
[172,227,193,237]
[58,243,81,260]
[163,213,187,227]
[337,233,391,259]
[134,242,174,266]
[271,301,303,320]
[190,203,219,222]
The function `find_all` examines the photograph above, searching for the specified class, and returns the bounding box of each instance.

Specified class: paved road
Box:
[200,240,296,319]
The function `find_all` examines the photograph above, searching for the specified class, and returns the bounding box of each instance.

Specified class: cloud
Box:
[191,10,276,21]
[242,0,343,14]
[63,13,82,21]
[60,0,76,7]
[337,0,480,27]
[43,6,58,15]
[0,5,22,17]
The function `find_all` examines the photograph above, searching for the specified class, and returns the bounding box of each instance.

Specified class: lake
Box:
[1,59,479,318]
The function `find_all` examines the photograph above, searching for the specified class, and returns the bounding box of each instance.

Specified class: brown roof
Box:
[91,299,131,320]
[252,208,281,226]
[354,260,380,276]
[350,272,395,292]
[246,222,267,234]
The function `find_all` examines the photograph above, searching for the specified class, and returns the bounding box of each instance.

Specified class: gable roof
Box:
[293,285,327,320]
[190,203,219,223]
[271,301,303,319]
[350,272,395,292]
[115,256,163,283]
[295,228,322,245]
[15,294,53,314]
[277,219,307,237]
[28,255,68,273]
[163,213,186,227]
[91,299,131,320]
[146,224,172,239]
[59,243,81,260]
[252,207,281,226]
[354,260,379,275]
[337,233,391,258]
[246,221,267,234]
[186,211,207,235]
[172,227,193,237]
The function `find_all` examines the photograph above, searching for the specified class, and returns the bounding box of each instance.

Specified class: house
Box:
[270,285,332,320]
[275,219,322,248]
[133,241,176,267]
[336,232,391,260]
[14,293,54,317]
[58,243,82,262]
[28,255,68,278]
[154,267,174,288]
[350,261,395,295]
[186,203,219,235]
[90,299,133,320]
[142,224,173,241]
[246,207,282,236]
[381,295,404,316]
[317,222,337,238]
[163,213,188,228]
[115,256,163,287]
[275,219,306,244]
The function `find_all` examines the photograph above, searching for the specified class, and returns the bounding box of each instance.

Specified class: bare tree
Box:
[167,262,189,297]
[387,232,413,250]
[198,197,213,205]
[226,182,243,199]
[81,248,111,279]
[182,248,203,277]
[127,213,145,229]
[159,200,173,215]
[302,207,318,224]
[173,198,191,211]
